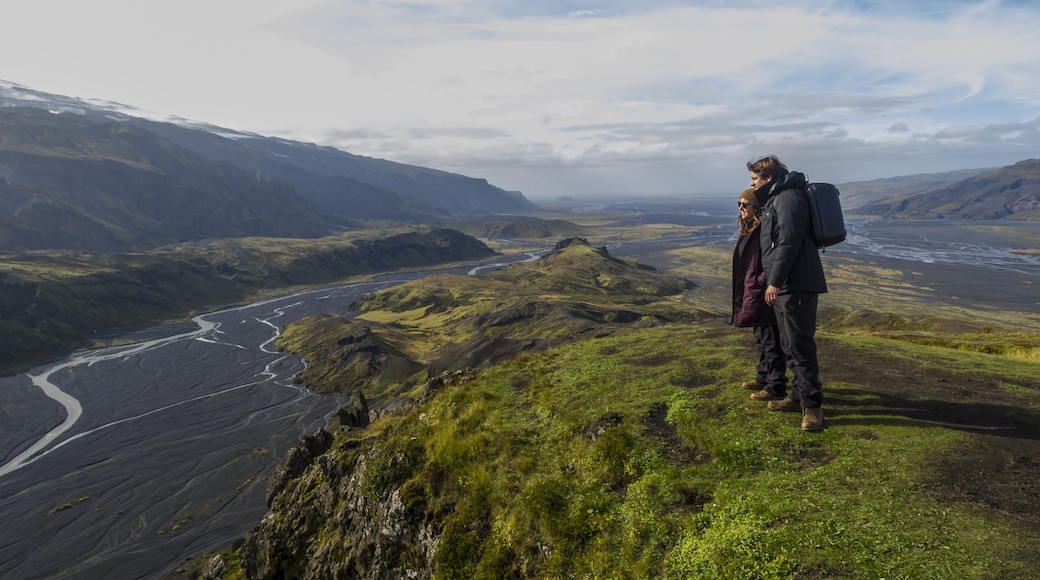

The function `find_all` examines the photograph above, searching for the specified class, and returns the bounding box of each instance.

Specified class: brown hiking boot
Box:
[741,379,765,390]
[801,407,824,431]
[750,389,782,401]
[768,397,801,412]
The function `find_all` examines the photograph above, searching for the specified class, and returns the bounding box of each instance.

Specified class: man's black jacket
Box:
[757,169,827,295]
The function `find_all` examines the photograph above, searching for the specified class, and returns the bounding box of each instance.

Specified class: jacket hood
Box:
[767,170,806,197]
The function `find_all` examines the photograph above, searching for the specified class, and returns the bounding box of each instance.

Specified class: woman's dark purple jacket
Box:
[731,226,777,328]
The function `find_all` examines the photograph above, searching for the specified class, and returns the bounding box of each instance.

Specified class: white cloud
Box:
[2,0,1040,199]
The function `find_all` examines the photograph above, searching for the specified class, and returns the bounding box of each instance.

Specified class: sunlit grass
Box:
[164,223,1040,578]
[325,323,1040,579]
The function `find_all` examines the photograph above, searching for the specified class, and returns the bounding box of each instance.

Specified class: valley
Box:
[576,207,1040,331]
[0,253,536,579]
[2,207,1038,578]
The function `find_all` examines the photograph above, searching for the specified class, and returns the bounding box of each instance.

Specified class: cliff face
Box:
[225,378,465,580]
[239,440,440,579]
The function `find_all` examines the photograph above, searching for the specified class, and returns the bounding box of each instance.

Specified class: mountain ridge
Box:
[0,106,343,251]
[845,160,1040,220]
[0,80,538,227]
[837,167,996,207]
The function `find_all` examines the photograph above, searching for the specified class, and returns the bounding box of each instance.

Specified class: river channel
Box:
[0,254,542,580]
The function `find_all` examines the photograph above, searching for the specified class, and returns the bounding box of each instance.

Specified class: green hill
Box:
[451,217,593,240]
[273,238,695,402]
[190,238,1040,579]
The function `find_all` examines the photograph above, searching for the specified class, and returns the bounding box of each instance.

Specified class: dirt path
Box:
[819,337,1040,531]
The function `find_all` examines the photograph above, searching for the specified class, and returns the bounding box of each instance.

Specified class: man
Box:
[747,155,827,431]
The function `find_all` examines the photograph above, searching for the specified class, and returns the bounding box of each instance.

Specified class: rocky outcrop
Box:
[233,372,476,579]
[326,392,371,432]
[238,447,439,580]
[263,427,336,508]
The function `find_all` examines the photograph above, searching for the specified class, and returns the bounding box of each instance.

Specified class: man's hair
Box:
[747,155,787,180]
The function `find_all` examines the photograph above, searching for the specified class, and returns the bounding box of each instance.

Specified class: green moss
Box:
[361,433,426,501]
[330,321,1040,578]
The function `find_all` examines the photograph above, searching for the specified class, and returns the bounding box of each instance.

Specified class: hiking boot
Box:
[750,389,782,401]
[801,407,824,431]
[741,379,765,390]
[768,397,801,412]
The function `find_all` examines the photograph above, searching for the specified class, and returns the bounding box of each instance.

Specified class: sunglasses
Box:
[738,201,752,208]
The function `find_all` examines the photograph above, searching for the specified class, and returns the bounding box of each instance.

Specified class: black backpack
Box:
[803,182,846,249]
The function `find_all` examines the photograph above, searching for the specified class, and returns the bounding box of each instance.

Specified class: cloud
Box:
[2,0,1039,199]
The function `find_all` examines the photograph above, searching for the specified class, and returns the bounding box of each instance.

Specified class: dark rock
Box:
[327,392,370,431]
[264,428,334,506]
[239,450,439,579]
[419,368,476,403]
[199,555,227,580]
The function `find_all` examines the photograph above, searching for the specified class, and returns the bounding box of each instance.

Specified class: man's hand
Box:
[765,284,779,306]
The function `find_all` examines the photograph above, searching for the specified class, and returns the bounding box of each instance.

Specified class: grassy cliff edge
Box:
[192,239,1040,579]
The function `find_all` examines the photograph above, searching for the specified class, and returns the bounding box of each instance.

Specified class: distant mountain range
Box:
[2,79,1038,254]
[842,161,1040,221]
[0,107,341,251]
[0,80,537,251]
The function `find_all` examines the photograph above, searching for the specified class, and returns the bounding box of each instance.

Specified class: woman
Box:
[731,187,794,407]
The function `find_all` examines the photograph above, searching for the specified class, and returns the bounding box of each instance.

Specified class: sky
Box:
[3,0,1039,200]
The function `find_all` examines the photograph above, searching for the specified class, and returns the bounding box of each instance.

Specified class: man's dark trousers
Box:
[774,291,822,408]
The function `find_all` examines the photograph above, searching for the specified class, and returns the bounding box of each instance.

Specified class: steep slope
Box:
[121,120,456,222]
[214,239,697,578]
[0,80,539,222]
[0,107,340,251]
[838,167,995,207]
[141,121,538,218]
[852,159,1040,220]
